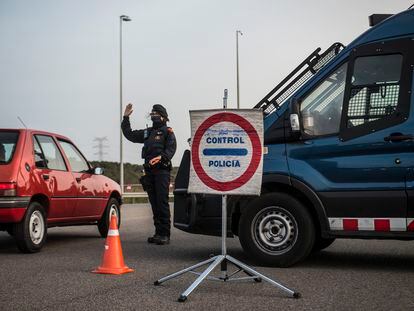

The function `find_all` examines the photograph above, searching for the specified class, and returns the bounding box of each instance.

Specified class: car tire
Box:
[313,236,335,252]
[14,201,47,253]
[98,198,121,238]
[238,192,315,267]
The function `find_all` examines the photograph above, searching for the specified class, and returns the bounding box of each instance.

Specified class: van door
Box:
[286,38,414,232]
[406,156,414,231]
[404,72,414,231]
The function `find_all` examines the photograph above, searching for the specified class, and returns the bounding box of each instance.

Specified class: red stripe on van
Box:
[343,219,358,231]
[374,219,390,231]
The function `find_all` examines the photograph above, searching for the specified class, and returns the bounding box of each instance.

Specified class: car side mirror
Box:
[94,167,104,175]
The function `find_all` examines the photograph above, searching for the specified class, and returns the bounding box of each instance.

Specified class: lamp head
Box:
[120,15,131,21]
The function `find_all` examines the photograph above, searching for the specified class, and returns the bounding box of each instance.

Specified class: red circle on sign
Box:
[192,112,262,191]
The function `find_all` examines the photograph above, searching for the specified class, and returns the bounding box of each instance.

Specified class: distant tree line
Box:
[89,161,178,184]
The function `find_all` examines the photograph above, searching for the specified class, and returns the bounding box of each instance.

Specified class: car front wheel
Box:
[98,198,121,238]
[14,201,47,253]
[238,192,315,267]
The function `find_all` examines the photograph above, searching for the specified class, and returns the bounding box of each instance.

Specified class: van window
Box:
[347,54,402,127]
[35,135,67,171]
[300,63,348,136]
[0,131,19,164]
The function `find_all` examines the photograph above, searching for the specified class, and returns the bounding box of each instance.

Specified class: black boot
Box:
[156,236,170,245]
[147,234,161,244]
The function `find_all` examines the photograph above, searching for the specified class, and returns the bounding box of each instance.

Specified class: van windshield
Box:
[0,131,19,164]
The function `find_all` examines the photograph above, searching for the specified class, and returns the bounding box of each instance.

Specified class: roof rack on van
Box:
[254,42,345,115]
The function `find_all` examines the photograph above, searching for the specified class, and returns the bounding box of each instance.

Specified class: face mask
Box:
[151,115,164,128]
[151,115,162,123]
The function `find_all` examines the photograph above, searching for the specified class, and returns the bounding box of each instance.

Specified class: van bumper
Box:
[0,197,30,223]
[173,189,229,237]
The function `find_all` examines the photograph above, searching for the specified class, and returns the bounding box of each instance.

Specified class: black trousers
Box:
[146,171,171,237]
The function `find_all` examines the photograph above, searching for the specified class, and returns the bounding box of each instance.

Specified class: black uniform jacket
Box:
[121,116,177,167]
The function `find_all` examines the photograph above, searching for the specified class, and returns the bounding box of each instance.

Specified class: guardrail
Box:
[122,183,175,198]
[121,192,174,198]
[122,192,148,198]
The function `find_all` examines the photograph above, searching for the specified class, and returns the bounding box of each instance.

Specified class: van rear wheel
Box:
[14,202,47,253]
[238,193,315,267]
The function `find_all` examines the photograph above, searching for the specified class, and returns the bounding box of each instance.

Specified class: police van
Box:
[173,9,414,267]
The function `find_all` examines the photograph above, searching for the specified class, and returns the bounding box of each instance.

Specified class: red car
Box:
[0,129,122,253]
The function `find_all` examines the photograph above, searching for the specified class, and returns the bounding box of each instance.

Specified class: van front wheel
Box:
[238,193,315,267]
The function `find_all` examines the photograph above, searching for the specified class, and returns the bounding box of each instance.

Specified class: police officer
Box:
[121,103,176,245]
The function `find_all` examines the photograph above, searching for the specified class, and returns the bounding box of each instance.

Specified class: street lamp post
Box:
[120,15,131,195]
[236,30,243,109]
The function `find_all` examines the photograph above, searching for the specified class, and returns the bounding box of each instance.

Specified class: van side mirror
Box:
[94,167,104,175]
[290,114,300,132]
[286,98,302,140]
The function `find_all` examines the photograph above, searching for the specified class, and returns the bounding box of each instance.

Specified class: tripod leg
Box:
[231,260,261,282]
[155,256,217,285]
[178,255,224,302]
[243,270,262,283]
[226,256,300,298]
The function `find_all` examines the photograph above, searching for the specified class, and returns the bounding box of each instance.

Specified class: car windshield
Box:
[0,131,19,164]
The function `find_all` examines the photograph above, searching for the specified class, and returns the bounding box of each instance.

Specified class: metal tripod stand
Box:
[154,194,300,302]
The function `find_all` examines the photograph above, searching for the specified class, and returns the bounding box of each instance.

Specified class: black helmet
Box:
[152,104,169,121]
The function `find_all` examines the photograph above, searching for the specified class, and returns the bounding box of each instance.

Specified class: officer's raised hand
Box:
[121,103,145,143]
[124,103,134,117]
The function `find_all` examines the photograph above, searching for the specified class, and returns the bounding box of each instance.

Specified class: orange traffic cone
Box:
[92,214,134,275]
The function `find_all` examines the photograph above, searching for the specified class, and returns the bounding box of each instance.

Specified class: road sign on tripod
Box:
[154,106,300,302]
[188,109,263,195]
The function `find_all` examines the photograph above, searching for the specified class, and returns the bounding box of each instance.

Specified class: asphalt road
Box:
[1,204,414,311]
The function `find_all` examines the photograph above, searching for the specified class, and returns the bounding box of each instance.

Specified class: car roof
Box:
[0,128,73,142]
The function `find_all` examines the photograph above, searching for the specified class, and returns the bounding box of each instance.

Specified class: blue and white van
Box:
[173,9,414,267]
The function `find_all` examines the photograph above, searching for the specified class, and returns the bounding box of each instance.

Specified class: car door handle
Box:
[384,133,413,142]
[42,174,50,181]
[75,177,82,183]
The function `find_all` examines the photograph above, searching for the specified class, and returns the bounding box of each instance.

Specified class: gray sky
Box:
[0,0,411,166]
